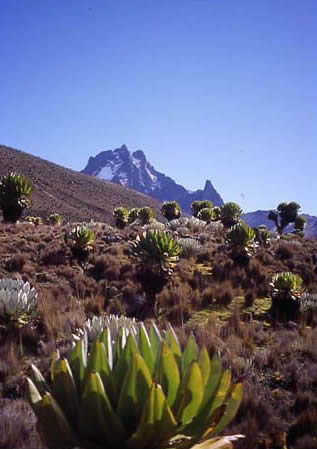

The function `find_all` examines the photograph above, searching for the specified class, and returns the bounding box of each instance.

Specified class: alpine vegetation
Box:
[113,207,129,229]
[270,272,305,321]
[161,201,181,221]
[131,230,181,275]
[268,202,303,235]
[225,222,257,265]
[0,279,38,327]
[64,225,95,261]
[220,202,242,228]
[26,321,243,449]
[0,172,33,223]
[48,213,63,226]
[74,314,139,345]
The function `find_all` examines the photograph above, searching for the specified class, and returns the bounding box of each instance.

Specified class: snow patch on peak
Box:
[145,166,157,184]
[98,165,114,180]
[132,156,142,169]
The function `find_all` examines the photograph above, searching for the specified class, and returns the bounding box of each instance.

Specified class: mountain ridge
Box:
[0,145,162,223]
[82,144,224,213]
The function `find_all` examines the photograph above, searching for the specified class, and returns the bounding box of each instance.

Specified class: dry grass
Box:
[0,219,317,448]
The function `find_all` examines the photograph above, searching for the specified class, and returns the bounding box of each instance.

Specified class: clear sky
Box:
[1,0,316,214]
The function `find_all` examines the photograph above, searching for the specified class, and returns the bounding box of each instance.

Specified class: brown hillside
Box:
[0,145,162,223]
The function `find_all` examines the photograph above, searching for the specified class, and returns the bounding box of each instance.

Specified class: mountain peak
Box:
[82,146,224,212]
[204,180,214,192]
[132,150,147,162]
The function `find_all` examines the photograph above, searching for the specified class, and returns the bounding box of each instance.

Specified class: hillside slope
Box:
[0,145,162,223]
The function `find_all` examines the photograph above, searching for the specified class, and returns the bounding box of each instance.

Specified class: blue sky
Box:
[1,0,316,214]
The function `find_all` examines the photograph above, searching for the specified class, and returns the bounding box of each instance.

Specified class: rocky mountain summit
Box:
[82,145,224,213]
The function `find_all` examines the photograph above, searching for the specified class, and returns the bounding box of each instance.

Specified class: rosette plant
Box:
[0,279,38,328]
[254,225,270,247]
[0,172,33,223]
[48,213,63,226]
[138,207,155,225]
[26,321,243,449]
[220,203,242,228]
[131,230,181,276]
[128,208,141,224]
[270,272,305,321]
[197,208,214,224]
[25,216,43,226]
[74,314,139,345]
[161,201,181,221]
[64,225,95,261]
[131,230,181,317]
[113,207,129,229]
[225,222,257,265]
[191,201,213,218]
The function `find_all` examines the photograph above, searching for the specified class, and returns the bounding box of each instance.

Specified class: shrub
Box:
[26,322,243,449]
[225,222,257,264]
[178,238,202,258]
[0,279,38,328]
[161,201,181,221]
[294,215,306,233]
[191,200,213,218]
[254,225,270,247]
[166,217,191,231]
[128,208,140,224]
[220,202,242,228]
[25,216,43,226]
[212,206,221,221]
[48,213,63,226]
[270,272,305,321]
[197,207,213,223]
[113,207,129,229]
[64,225,95,261]
[0,172,33,223]
[138,206,155,225]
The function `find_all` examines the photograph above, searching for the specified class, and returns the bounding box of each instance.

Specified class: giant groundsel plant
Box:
[0,172,33,223]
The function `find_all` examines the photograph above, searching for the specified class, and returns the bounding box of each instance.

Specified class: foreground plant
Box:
[27,322,243,449]
[64,225,95,261]
[0,279,38,328]
[0,172,33,223]
[270,272,305,321]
